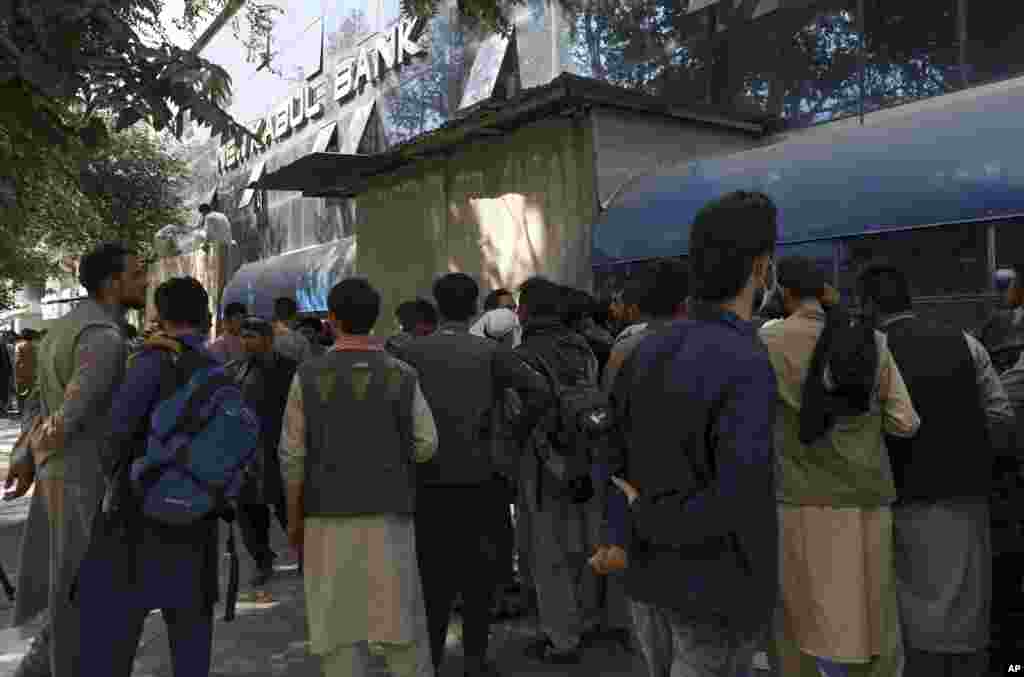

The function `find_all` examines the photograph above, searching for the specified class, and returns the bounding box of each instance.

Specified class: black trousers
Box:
[415,480,509,670]
[903,648,988,677]
[237,497,287,566]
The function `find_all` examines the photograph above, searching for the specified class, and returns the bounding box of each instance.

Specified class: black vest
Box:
[883,315,991,503]
[298,350,417,517]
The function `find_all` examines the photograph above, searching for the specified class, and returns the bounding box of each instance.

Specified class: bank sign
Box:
[218,16,426,172]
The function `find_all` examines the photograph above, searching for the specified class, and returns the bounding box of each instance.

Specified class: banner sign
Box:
[218,16,426,174]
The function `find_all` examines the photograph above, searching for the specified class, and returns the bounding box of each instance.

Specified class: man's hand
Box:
[611,476,640,505]
[4,460,34,501]
[589,545,628,575]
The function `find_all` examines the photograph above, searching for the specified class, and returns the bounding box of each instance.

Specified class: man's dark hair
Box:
[396,299,436,331]
[562,287,596,325]
[240,316,275,338]
[396,301,419,332]
[647,259,690,317]
[483,288,514,312]
[328,278,380,335]
[79,242,133,295]
[591,297,614,328]
[297,316,323,333]
[856,261,913,314]
[224,302,248,320]
[777,256,826,301]
[415,298,438,327]
[433,273,479,322]
[154,276,209,327]
[518,276,563,319]
[274,297,299,323]
[689,191,777,302]
[621,274,659,316]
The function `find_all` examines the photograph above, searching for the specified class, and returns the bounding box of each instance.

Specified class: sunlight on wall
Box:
[471,193,548,290]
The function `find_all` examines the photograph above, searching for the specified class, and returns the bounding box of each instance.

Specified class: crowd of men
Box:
[3,189,1024,677]
[0,328,43,419]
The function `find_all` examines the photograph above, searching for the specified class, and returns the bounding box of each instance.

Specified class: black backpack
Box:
[800,308,879,445]
[528,337,616,506]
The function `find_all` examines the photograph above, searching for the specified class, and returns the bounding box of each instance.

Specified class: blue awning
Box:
[593,75,1024,266]
[221,237,357,318]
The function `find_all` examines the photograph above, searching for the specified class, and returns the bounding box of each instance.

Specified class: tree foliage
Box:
[0,115,188,308]
[0,0,255,307]
[0,0,275,305]
[402,0,1008,129]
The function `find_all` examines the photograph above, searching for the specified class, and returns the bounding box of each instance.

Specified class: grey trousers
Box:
[630,600,759,677]
[13,478,102,677]
[902,648,987,677]
[518,463,602,651]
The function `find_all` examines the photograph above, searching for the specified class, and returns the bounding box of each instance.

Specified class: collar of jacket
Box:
[690,303,758,337]
[438,320,471,334]
[331,334,384,352]
[244,350,281,367]
[790,299,827,323]
[522,316,566,339]
[84,297,128,330]
[878,311,916,329]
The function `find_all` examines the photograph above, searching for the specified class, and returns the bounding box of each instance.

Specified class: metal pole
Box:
[858,0,866,125]
[958,0,969,89]
[988,223,998,293]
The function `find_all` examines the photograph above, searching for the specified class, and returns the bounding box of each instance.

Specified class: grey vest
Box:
[299,350,417,517]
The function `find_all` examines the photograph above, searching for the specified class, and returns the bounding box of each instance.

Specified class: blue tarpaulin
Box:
[592,75,1024,266]
[221,237,356,318]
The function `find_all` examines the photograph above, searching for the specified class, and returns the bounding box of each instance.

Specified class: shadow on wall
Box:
[472,193,549,292]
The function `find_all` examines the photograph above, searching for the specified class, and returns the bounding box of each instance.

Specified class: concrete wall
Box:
[356,115,597,331]
[592,107,763,209]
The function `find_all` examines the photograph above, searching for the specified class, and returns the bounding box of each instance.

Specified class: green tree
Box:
[0,116,188,308]
[0,0,278,305]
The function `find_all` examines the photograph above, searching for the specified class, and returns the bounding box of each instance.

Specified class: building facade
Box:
[172,0,1024,332]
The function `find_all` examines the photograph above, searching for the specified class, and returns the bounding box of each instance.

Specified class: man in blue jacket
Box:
[76,276,222,676]
[609,191,780,676]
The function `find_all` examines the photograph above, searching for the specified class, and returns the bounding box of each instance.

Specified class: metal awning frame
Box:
[255,152,402,194]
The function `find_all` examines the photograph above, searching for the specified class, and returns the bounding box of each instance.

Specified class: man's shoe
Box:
[13,625,51,677]
[523,637,581,665]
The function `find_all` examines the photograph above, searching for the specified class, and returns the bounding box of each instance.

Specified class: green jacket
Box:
[32,298,126,481]
[759,302,921,507]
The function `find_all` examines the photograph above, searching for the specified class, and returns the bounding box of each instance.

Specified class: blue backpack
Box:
[130,341,262,527]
